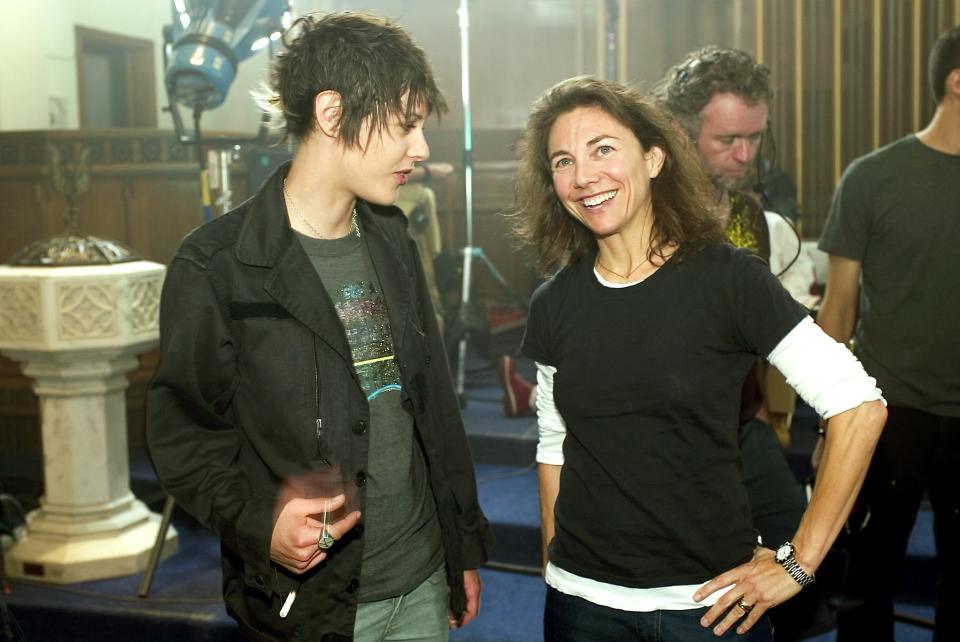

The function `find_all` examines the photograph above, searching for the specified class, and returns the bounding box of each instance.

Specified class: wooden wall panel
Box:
[800,0,836,233]
[0,181,47,263]
[1,1,957,393]
[0,130,225,453]
[746,0,957,236]
[764,0,800,214]
[425,0,958,298]
[840,0,876,176]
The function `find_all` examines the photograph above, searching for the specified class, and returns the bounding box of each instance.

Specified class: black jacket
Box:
[146,165,491,641]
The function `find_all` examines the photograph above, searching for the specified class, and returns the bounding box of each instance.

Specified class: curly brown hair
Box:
[650,46,772,143]
[511,76,723,276]
[261,12,447,147]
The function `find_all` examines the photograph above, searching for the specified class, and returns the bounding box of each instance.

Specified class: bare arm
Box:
[792,399,885,568]
[817,255,862,344]
[696,398,886,636]
[538,463,561,570]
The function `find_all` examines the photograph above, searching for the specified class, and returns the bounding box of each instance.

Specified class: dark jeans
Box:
[544,586,774,642]
[837,407,960,642]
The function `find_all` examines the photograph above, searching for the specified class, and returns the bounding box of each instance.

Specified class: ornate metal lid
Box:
[5,235,142,267]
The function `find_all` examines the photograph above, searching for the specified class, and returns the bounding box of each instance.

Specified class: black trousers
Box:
[837,406,960,642]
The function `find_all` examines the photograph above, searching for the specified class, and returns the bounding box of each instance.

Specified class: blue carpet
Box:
[6,513,238,641]
[450,569,545,642]
[0,351,940,641]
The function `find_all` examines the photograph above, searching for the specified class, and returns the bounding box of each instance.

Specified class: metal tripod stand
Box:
[451,0,526,402]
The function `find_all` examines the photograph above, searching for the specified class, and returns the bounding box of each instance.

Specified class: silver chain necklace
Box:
[283,179,360,239]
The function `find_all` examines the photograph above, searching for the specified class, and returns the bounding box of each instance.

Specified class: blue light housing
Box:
[165,0,289,111]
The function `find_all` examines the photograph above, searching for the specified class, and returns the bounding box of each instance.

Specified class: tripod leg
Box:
[138,495,175,598]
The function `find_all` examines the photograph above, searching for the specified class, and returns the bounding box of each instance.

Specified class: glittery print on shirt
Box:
[334,279,402,401]
[726,192,762,255]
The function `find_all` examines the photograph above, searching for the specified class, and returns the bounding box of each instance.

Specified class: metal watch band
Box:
[781,556,816,587]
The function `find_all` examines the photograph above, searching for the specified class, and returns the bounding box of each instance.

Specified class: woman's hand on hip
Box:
[693,547,802,636]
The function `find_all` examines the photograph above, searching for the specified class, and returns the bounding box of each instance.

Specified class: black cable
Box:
[769,210,803,279]
[754,126,802,278]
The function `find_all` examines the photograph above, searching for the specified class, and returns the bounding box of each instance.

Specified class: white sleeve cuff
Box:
[767,316,886,419]
[535,363,566,465]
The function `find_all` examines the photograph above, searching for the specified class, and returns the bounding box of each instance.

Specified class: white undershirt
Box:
[536,269,884,611]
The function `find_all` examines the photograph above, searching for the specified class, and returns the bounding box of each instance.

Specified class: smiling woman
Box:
[547,105,665,271]
[510,76,887,642]
[510,76,721,278]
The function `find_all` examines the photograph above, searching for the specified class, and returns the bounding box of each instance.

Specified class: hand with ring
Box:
[693,546,805,636]
[271,492,361,575]
[317,529,335,550]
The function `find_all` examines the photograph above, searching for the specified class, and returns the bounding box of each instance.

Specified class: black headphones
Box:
[754,124,803,278]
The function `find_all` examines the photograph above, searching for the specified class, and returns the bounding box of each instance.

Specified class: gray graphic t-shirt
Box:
[297,228,442,601]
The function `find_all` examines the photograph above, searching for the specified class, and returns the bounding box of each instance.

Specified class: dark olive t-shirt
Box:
[521,243,807,587]
[819,135,960,416]
[296,230,443,601]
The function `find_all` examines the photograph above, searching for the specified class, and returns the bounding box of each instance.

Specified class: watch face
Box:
[776,543,793,562]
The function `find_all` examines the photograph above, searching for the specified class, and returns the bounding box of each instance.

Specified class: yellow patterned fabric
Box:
[725,191,770,262]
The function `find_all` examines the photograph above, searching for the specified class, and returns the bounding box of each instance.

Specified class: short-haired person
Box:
[818,26,960,642]
[515,76,886,641]
[146,13,490,641]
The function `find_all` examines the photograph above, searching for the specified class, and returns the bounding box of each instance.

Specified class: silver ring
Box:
[317,530,335,550]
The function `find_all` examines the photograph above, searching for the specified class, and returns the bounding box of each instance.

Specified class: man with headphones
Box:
[652,46,815,304]
[654,47,772,258]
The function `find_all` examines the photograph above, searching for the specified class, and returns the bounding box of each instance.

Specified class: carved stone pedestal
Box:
[0,261,177,583]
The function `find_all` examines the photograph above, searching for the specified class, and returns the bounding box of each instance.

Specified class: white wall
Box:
[0,0,50,130]
[0,0,270,134]
[0,0,597,134]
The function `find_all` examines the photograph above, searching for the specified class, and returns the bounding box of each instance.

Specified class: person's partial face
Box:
[548,105,664,241]
[338,96,430,205]
[695,92,768,190]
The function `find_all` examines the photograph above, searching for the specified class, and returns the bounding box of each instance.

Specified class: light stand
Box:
[452,0,525,403]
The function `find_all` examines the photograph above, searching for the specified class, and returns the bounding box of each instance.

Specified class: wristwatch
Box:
[775,541,816,588]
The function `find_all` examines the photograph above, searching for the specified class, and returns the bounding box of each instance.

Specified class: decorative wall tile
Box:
[110,140,133,163]
[167,141,189,162]
[0,282,42,341]
[57,283,117,340]
[87,141,105,163]
[0,144,18,165]
[24,143,43,164]
[141,140,161,162]
[54,142,74,163]
[125,276,161,333]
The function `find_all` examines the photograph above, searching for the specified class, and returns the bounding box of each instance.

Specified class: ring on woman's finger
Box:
[317,529,335,550]
[735,597,754,615]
